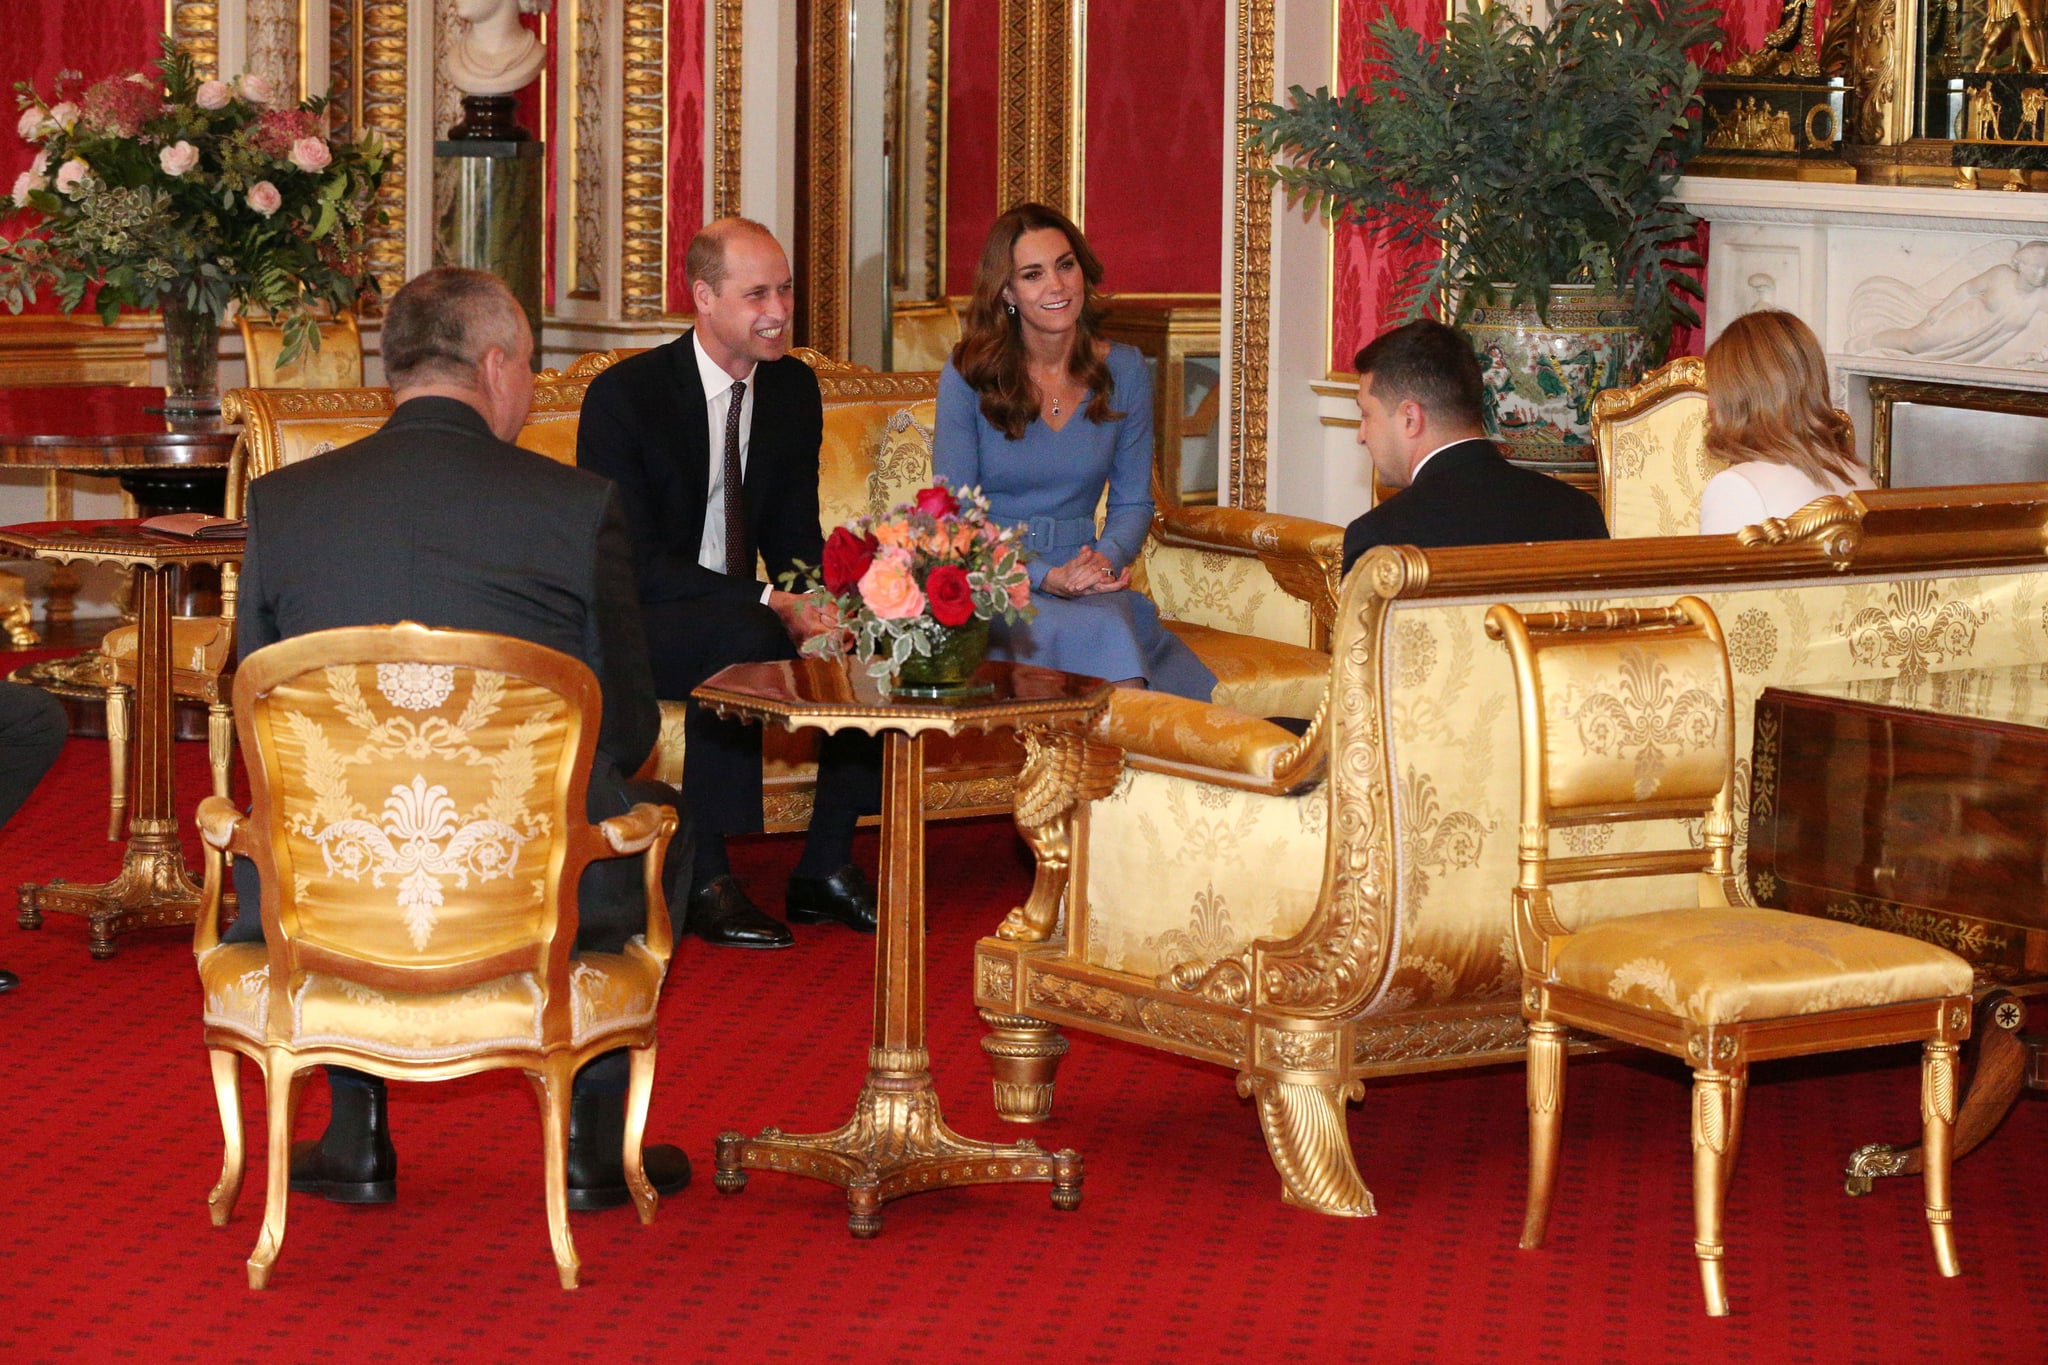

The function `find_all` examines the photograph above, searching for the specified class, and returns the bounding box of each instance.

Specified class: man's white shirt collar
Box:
[1408,437,1474,483]
[692,331,756,399]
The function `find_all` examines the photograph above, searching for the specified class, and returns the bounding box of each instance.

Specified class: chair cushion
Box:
[1165,621,1327,719]
[101,616,235,682]
[197,940,665,1058]
[1549,906,1973,1025]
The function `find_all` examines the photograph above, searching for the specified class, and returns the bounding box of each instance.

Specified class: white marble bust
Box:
[447,0,549,98]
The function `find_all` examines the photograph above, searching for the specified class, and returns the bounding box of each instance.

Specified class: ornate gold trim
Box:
[920,0,948,303]
[710,0,744,221]
[620,1,669,318]
[358,2,409,307]
[1590,355,1706,426]
[1229,0,1274,510]
[995,0,1083,217]
[570,0,606,299]
[1733,493,1864,562]
[328,1,360,140]
[171,3,221,79]
[804,1,852,356]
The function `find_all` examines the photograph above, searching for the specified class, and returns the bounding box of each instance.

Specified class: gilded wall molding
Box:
[711,0,745,221]
[995,0,1083,218]
[804,0,853,355]
[171,3,222,79]
[328,0,360,140]
[918,0,947,303]
[571,0,606,298]
[358,1,410,306]
[1228,0,1274,511]
[620,0,669,318]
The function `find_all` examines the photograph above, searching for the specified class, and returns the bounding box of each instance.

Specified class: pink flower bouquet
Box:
[786,480,1035,679]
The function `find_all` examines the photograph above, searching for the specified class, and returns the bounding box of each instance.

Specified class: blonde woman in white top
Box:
[1698,310,1874,535]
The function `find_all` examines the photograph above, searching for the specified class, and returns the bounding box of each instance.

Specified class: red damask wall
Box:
[2,1,163,314]
[1328,0,1805,370]
[945,1,1001,299]
[1082,0,1225,295]
[666,0,706,314]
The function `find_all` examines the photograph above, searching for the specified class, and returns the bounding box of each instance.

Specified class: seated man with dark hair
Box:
[232,265,693,1212]
[1340,318,1609,576]
[0,682,69,992]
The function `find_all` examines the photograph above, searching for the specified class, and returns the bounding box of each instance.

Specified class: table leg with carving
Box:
[1844,986,2047,1192]
[16,561,203,956]
[714,728,1084,1237]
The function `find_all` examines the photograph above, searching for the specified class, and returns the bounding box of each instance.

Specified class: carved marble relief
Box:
[1849,238,2048,366]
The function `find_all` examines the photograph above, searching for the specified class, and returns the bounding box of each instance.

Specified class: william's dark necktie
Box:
[722,378,748,577]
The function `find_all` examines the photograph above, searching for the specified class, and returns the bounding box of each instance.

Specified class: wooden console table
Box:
[698,656,1110,1236]
[1749,671,2048,1189]
[2,520,243,957]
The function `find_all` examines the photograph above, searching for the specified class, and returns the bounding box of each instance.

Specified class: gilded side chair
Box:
[1592,355,1724,538]
[1485,596,1974,1316]
[236,309,366,389]
[192,623,679,1290]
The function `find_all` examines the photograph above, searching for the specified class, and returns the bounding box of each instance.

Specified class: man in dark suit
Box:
[0,682,68,993]
[1340,318,1609,576]
[578,218,879,950]
[232,267,692,1213]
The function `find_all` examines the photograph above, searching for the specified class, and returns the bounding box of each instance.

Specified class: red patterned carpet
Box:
[1,736,2045,1362]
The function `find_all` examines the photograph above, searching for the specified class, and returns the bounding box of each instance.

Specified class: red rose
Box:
[821,526,877,595]
[925,564,975,627]
[914,484,959,519]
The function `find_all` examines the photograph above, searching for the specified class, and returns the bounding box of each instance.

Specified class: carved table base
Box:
[1844,986,2048,1194]
[17,823,205,958]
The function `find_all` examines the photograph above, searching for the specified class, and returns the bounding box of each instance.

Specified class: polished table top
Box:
[1783,663,2048,731]
[0,518,246,567]
[0,385,237,471]
[695,657,1113,735]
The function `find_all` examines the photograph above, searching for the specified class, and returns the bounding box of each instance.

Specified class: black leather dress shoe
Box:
[785,864,879,933]
[0,968,17,993]
[565,1089,691,1212]
[686,875,794,949]
[289,1080,397,1204]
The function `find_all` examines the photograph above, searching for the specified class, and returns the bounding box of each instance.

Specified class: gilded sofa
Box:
[226,350,1343,830]
[973,486,2048,1215]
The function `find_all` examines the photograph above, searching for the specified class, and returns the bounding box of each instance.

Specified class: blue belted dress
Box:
[934,344,1216,701]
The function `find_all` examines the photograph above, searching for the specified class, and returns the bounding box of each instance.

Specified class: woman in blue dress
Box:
[934,203,1216,701]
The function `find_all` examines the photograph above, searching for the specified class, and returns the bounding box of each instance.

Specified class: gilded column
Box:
[171,3,222,79]
[995,0,1083,219]
[804,0,852,354]
[710,0,744,222]
[620,0,669,318]
[1228,0,1274,510]
[360,1,411,305]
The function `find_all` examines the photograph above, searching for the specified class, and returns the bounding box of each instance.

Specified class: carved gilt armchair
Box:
[1487,597,1971,1315]
[236,310,365,389]
[1592,356,1724,538]
[193,623,679,1290]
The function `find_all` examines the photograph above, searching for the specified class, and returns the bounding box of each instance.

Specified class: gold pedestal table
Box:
[699,656,1109,1237]
[1,520,244,957]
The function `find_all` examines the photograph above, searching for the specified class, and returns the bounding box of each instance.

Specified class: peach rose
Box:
[10,170,44,207]
[30,150,48,174]
[246,179,282,216]
[52,157,89,196]
[952,522,979,555]
[158,140,199,177]
[47,102,78,130]
[288,137,331,172]
[16,107,45,140]
[857,550,926,621]
[194,80,232,110]
[1007,578,1032,609]
[237,74,274,105]
[871,520,914,551]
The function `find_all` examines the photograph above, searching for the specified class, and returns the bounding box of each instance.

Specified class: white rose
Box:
[52,157,89,197]
[236,74,274,105]
[287,137,332,173]
[47,102,79,130]
[158,140,200,177]
[246,179,282,216]
[31,149,48,175]
[194,80,232,111]
[10,170,46,208]
[16,106,44,140]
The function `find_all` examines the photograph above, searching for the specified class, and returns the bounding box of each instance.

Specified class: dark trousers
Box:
[640,594,880,850]
[0,683,67,829]
[227,770,691,1097]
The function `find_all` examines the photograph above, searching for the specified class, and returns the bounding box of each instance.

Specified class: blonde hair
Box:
[1704,310,1862,485]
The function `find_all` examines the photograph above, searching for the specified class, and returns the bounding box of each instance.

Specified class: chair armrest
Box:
[598,803,680,962]
[194,796,249,956]
[1094,689,1325,795]
[1151,504,1345,645]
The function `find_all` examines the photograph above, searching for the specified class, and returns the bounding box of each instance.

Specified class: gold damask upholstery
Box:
[192,623,678,1291]
[1592,357,1723,538]
[1487,597,1972,1315]
[237,310,366,390]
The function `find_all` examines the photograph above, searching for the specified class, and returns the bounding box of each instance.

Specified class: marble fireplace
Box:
[1679,177,2048,487]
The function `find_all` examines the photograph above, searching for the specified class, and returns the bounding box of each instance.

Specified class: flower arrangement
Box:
[788,481,1036,680]
[1,36,386,365]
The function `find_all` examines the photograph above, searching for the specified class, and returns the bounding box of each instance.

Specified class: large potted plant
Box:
[1254,0,1723,468]
[1,37,386,415]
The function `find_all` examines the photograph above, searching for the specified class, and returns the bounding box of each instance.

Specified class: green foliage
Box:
[0,35,386,366]
[1253,0,1723,358]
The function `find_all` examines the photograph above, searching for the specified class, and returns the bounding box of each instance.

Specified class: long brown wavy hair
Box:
[951,202,1120,439]
[1704,310,1862,485]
